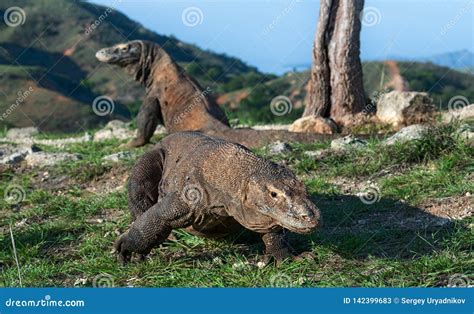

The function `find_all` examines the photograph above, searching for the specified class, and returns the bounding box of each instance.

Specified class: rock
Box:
[102,151,133,163]
[442,104,474,122]
[289,116,338,134]
[384,124,428,145]
[154,125,167,135]
[331,135,367,150]
[304,150,324,158]
[32,133,92,147]
[24,152,80,167]
[0,144,41,164]
[376,91,435,126]
[93,120,135,141]
[6,127,39,140]
[252,124,290,131]
[267,141,292,155]
[1,132,92,147]
[457,124,474,146]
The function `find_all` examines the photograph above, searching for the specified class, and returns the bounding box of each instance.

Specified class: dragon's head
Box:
[243,164,321,234]
[95,40,143,66]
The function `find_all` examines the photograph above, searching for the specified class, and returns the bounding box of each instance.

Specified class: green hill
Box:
[0,0,267,132]
[220,61,474,125]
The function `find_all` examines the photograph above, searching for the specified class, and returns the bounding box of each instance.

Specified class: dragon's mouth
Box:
[259,205,319,234]
[282,221,318,234]
[95,49,116,63]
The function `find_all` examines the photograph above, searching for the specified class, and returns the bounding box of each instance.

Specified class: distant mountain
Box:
[422,50,474,71]
[0,0,265,132]
[373,50,474,72]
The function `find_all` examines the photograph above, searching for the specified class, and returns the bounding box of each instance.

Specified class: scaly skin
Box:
[115,132,321,264]
[96,40,336,148]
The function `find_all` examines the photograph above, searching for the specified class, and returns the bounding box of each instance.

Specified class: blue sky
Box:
[91,0,473,74]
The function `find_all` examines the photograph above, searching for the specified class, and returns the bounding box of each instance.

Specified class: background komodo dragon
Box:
[96,40,336,148]
[115,132,321,264]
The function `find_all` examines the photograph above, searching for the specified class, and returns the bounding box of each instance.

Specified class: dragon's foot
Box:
[121,137,148,149]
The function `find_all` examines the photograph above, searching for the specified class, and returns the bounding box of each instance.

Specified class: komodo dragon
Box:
[96,40,335,148]
[115,132,321,264]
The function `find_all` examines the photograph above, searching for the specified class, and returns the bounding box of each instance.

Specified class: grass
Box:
[0,123,472,287]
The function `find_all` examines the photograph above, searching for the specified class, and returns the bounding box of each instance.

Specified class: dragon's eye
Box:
[270,191,277,198]
[121,46,128,52]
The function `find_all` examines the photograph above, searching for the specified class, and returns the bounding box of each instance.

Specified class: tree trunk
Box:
[303,0,333,118]
[304,0,366,125]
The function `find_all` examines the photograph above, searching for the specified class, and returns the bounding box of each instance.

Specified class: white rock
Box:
[331,135,367,150]
[0,144,40,164]
[267,141,292,155]
[251,124,290,131]
[102,151,133,163]
[93,120,135,141]
[384,124,428,145]
[6,127,39,140]
[442,104,474,122]
[376,91,434,126]
[154,125,167,135]
[25,152,80,167]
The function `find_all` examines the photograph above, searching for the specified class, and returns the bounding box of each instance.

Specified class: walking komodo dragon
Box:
[96,40,334,148]
[115,132,321,264]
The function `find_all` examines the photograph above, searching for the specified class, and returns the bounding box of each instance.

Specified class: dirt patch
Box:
[319,195,472,235]
[85,164,131,194]
[87,207,124,225]
[419,196,472,220]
